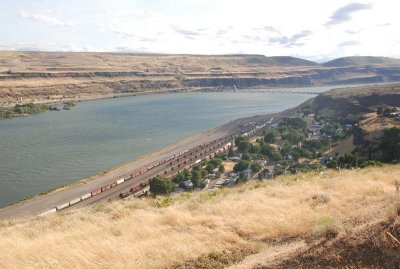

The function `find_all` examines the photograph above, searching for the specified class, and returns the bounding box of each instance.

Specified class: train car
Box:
[91,188,102,196]
[110,182,117,188]
[38,208,57,216]
[130,186,140,193]
[131,171,140,178]
[81,193,92,201]
[116,178,125,185]
[140,182,149,188]
[69,197,81,206]
[101,185,111,192]
[56,202,69,211]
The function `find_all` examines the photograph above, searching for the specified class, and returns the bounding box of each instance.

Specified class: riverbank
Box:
[0,97,305,220]
[2,52,400,107]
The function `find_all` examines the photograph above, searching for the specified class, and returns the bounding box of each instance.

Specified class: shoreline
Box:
[0,97,312,219]
[0,83,334,108]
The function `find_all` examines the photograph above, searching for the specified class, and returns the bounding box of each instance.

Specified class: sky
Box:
[0,0,399,62]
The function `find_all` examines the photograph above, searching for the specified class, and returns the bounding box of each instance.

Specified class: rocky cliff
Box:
[1,52,400,105]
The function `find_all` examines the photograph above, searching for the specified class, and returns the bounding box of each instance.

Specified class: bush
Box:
[326,159,338,169]
[233,160,250,172]
[360,160,383,168]
[218,165,225,173]
[241,153,251,160]
[264,131,276,143]
[278,117,307,130]
[150,175,173,195]
[173,169,190,184]
[312,215,340,239]
[250,162,263,173]
[235,137,251,153]
[380,127,400,162]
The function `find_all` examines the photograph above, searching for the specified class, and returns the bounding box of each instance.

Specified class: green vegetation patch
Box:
[0,103,49,119]
[173,246,258,269]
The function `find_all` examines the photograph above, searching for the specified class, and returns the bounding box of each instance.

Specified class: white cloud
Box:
[2,0,398,61]
[19,10,75,27]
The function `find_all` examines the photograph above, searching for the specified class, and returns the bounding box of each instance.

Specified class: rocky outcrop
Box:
[311,84,400,119]
[1,53,400,105]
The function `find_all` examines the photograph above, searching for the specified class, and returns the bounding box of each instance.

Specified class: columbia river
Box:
[0,87,333,207]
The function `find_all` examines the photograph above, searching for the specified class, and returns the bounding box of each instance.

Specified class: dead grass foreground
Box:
[1,165,399,269]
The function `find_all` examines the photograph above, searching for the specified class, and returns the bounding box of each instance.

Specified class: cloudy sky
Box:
[0,0,398,62]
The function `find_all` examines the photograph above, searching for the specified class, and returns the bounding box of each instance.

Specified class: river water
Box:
[0,87,333,207]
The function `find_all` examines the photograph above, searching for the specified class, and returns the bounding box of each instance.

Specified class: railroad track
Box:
[38,119,270,216]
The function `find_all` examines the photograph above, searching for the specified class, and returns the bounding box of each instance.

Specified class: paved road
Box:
[0,109,294,220]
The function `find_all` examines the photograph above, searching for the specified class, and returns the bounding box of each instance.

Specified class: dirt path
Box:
[226,241,308,269]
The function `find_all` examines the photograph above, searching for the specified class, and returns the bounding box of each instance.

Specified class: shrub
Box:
[233,160,250,172]
[150,175,173,195]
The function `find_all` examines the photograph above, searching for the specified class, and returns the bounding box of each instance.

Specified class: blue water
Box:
[0,89,327,207]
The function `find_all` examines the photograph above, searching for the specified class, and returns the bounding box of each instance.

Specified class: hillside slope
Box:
[1,165,399,269]
[1,52,400,106]
[312,83,400,118]
[323,56,400,67]
[0,52,318,72]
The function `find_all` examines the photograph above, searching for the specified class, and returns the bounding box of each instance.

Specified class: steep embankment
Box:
[1,165,399,269]
[1,52,400,106]
[308,83,400,161]
[311,83,400,119]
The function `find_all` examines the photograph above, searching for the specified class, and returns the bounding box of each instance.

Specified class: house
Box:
[242,169,252,179]
[255,160,267,165]
[226,177,238,186]
[262,170,271,179]
[180,180,193,190]
[228,156,241,162]
[208,174,216,179]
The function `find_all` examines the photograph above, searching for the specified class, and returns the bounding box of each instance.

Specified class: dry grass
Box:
[223,161,236,173]
[1,165,399,269]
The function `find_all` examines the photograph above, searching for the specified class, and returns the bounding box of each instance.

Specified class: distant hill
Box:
[0,52,318,72]
[1,51,400,106]
[267,56,319,67]
[323,56,400,67]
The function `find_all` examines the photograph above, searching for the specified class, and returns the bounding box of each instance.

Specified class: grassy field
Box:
[1,164,399,269]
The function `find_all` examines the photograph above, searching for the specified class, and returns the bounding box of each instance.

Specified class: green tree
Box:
[150,175,173,195]
[281,128,305,145]
[209,158,222,167]
[261,145,282,162]
[278,117,307,131]
[264,131,276,143]
[206,163,215,174]
[290,151,300,162]
[218,164,225,173]
[235,137,251,152]
[242,153,251,160]
[236,172,248,184]
[233,160,250,172]
[250,162,263,173]
[191,170,204,187]
[326,159,338,169]
[380,127,400,162]
[173,169,190,184]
